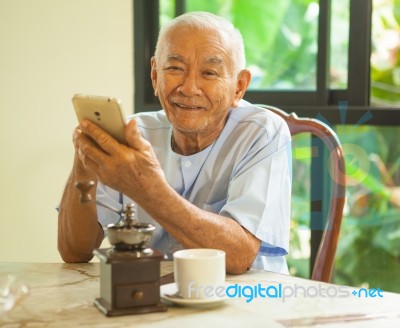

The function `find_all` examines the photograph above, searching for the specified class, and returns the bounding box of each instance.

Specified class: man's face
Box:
[151,27,247,138]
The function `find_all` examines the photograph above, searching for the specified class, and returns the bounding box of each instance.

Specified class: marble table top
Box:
[1,261,400,327]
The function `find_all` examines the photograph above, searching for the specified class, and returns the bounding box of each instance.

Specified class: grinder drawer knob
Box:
[132,291,144,301]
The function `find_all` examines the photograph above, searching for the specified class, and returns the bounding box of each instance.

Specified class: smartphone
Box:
[72,94,126,144]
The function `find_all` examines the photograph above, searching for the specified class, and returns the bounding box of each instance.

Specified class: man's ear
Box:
[151,56,158,97]
[232,69,251,108]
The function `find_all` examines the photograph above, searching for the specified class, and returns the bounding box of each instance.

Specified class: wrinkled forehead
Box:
[159,26,234,65]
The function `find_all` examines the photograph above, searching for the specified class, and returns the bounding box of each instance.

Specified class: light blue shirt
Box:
[96,100,292,274]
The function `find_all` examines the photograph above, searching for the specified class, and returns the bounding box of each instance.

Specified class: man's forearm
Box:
[134,184,260,275]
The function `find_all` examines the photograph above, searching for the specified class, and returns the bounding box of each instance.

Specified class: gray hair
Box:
[154,11,246,74]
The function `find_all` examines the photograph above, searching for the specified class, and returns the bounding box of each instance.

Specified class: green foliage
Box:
[333,125,400,292]
[230,0,291,66]
[370,0,400,105]
[334,210,400,292]
[395,0,400,20]
[186,0,230,14]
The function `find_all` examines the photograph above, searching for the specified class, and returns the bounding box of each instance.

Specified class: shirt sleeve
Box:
[220,123,292,258]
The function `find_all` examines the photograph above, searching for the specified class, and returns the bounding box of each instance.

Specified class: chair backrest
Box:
[257,104,346,283]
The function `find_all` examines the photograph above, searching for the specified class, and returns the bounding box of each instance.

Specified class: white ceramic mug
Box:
[173,248,226,299]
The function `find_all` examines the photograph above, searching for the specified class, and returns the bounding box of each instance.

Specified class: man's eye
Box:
[166,66,182,71]
[203,70,218,77]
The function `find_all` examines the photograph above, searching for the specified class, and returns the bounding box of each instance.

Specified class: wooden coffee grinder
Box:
[76,181,167,316]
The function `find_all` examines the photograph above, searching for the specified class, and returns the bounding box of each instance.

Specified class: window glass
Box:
[371,0,400,106]
[159,0,175,27]
[287,125,400,293]
[333,125,400,292]
[330,0,350,89]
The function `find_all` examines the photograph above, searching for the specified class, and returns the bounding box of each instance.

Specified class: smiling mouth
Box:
[174,102,205,110]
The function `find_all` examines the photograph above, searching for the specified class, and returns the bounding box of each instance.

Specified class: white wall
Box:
[0,0,133,262]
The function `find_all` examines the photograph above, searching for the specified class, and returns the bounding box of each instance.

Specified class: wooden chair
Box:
[257,104,346,283]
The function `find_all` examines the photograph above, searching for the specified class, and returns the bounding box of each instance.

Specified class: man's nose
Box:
[177,72,202,96]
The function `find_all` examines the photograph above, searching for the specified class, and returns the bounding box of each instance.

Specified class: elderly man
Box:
[58,12,292,275]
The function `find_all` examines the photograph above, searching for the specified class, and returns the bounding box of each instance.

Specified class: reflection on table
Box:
[1,262,400,327]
